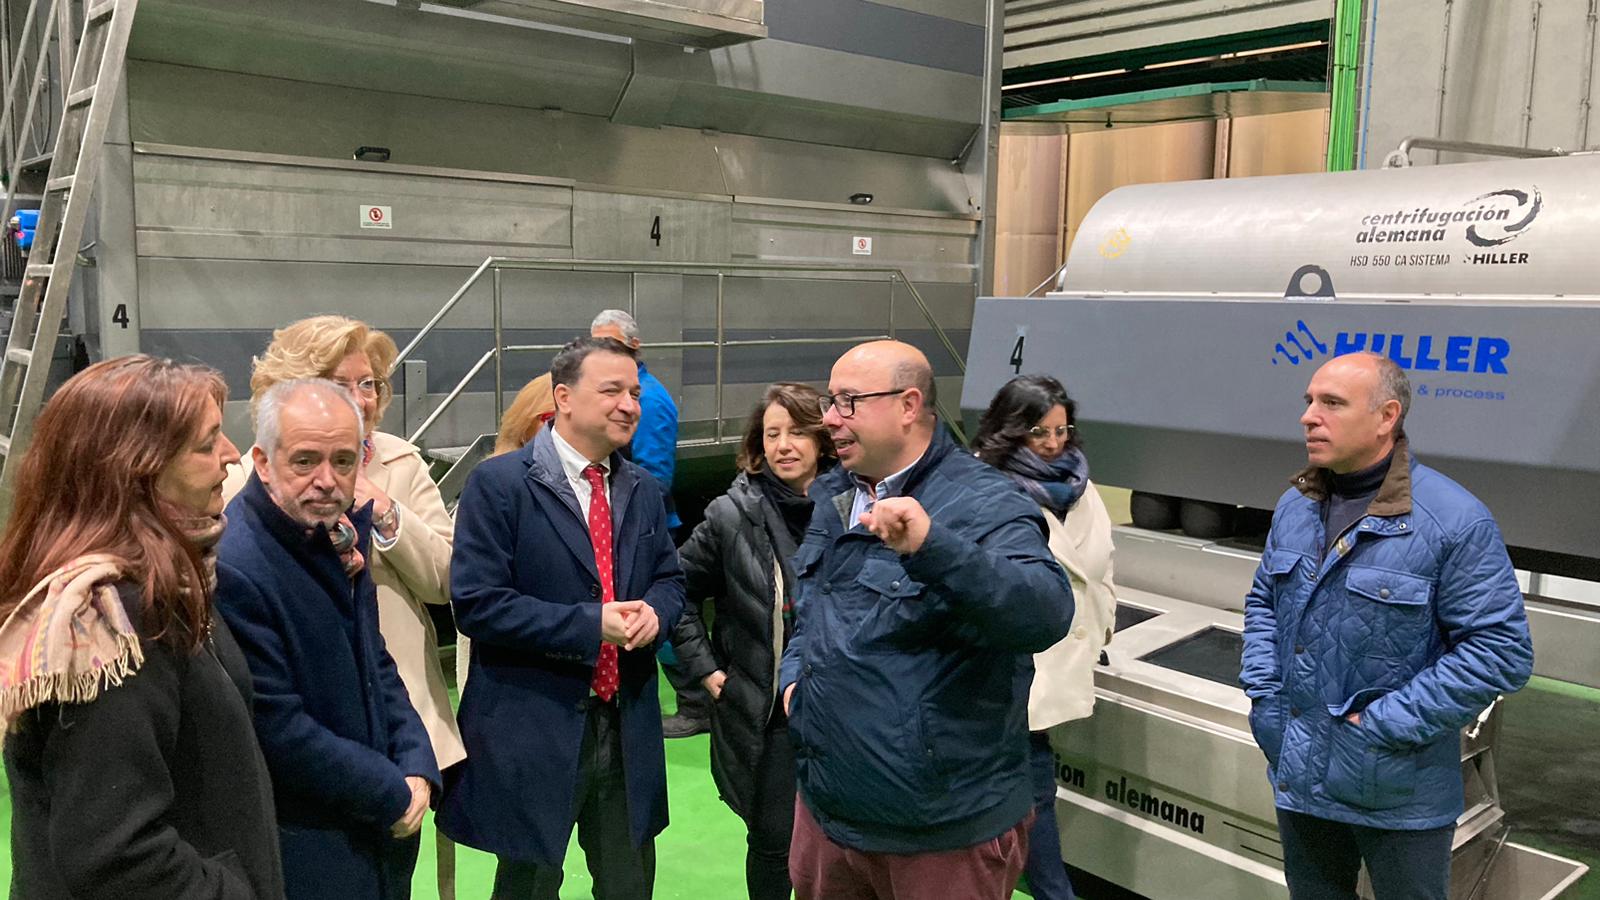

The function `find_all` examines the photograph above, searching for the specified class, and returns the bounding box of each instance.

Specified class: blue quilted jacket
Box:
[1239,441,1533,829]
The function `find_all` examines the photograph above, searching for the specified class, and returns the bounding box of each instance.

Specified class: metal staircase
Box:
[391,257,973,505]
[0,0,138,515]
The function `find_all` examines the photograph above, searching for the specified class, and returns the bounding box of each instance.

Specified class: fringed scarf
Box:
[171,507,226,597]
[0,511,226,730]
[0,555,139,731]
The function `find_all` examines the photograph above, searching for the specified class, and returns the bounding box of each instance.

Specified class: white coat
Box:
[1027,480,1118,731]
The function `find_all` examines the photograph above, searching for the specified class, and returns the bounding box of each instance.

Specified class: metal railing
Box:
[391,258,970,449]
[1382,136,1569,168]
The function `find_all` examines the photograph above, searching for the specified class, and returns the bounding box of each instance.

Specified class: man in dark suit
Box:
[217,378,440,900]
[440,336,686,899]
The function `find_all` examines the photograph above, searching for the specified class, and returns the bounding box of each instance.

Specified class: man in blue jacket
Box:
[218,379,440,900]
[779,340,1075,900]
[441,336,685,899]
[1240,352,1533,900]
[589,309,680,532]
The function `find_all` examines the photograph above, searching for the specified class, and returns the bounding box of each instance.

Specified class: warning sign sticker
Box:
[361,205,393,230]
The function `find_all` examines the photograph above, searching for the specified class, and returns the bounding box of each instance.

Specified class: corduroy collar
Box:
[1291,437,1413,517]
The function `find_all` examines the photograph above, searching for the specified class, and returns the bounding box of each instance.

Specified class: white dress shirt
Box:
[550,425,611,519]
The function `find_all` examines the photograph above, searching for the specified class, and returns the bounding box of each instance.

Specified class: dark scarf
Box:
[755,465,817,548]
[754,462,829,642]
[997,446,1090,520]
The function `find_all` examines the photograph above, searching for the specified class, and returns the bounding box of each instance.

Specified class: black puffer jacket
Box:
[671,471,796,817]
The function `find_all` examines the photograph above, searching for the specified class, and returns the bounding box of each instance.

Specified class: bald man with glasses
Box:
[778,341,1076,900]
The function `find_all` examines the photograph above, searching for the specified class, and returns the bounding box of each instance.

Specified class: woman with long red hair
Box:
[0,355,283,899]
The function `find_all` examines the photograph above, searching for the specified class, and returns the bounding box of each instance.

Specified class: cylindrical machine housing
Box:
[1061,155,1600,302]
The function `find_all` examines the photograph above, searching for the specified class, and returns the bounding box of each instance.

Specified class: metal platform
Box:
[1047,546,1590,899]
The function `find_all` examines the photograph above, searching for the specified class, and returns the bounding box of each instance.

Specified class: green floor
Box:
[2,674,1594,899]
[0,673,1020,899]
[1489,676,1600,900]
[407,718,752,898]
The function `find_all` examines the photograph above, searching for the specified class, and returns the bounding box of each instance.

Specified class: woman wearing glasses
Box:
[223,315,463,892]
[973,374,1118,900]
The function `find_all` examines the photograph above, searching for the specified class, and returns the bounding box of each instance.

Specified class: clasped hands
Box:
[600,599,660,651]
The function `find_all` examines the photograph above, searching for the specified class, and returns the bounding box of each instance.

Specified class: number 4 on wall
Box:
[1010,333,1025,374]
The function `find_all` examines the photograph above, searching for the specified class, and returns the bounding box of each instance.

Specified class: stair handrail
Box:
[389,258,972,448]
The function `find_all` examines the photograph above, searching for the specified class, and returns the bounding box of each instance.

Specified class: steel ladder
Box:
[0,0,138,517]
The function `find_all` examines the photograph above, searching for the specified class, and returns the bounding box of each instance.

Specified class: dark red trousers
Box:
[789,796,1032,900]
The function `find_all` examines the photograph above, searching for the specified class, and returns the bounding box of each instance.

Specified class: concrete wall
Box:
[1359,0,1600,167]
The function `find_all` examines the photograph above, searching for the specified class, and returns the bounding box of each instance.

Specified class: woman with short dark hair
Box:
[0,355,282,899]
[670,381,836,900]
[975,374,1119,900]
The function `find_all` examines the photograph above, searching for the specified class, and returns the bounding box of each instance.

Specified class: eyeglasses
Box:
[331,377,383,399]
[1027,424,1076,440]
[819,388,907,418]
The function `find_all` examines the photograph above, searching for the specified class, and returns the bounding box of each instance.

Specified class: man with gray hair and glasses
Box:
[1241,351,1532,900]
[217,378,439,900]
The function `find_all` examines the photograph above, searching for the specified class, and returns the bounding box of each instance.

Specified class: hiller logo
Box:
[1272,320,1510,374]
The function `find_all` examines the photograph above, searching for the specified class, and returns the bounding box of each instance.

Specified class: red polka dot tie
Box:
[584,464,619,702]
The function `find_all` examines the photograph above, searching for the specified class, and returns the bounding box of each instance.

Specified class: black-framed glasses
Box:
[1027,424,1075,440]
[819,388,907,418]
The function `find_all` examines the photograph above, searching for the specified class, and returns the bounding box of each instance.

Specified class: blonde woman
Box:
[223,315,464,894]
[493,372,554,456]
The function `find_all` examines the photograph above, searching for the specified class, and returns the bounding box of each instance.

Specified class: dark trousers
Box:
[1276,809,1453,900]
[790,797,1031,900]
[492,701,655,900]
[741,709,796,900]
[1022,731,1076,900]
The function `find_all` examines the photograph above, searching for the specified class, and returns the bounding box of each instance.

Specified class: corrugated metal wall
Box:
[1359,0,1600,166]
[93,0,990,447]
[1004,0,1330,71]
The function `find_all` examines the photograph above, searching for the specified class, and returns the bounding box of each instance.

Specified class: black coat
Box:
[5,583,283,900]
[217,474,439,900]
[671,472,794,818]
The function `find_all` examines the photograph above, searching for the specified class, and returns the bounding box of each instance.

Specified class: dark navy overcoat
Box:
[217,473,440,900]
[438,426,685,864]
